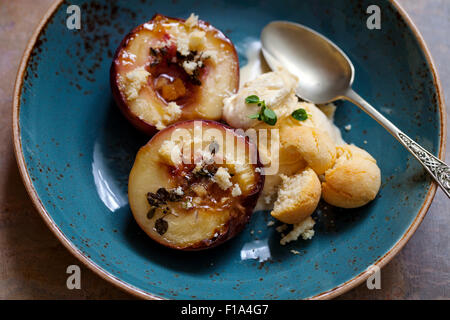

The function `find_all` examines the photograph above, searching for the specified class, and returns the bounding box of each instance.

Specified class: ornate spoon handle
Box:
[397,132,450,197]
[344,89,449,198]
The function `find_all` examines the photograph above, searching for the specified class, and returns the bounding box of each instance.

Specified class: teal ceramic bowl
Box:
[13,0,446,299]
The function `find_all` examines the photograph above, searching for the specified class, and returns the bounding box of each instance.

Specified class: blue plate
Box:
[13,0,446,299]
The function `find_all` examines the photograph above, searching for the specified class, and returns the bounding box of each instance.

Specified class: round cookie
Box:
[271,167,321,224]
[322,144,381,208]
[280,126,336,175]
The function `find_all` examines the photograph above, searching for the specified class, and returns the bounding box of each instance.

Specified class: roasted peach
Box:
[128,120,264,250]
[111,14,239,134]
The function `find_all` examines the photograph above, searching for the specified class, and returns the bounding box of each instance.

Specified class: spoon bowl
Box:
[261,20,450,198]
[261,21,354,104]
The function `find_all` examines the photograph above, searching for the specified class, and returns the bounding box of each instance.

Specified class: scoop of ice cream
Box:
[322,144,381,208]
[222,68,298,129]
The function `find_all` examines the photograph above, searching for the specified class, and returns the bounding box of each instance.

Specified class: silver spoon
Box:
[261,21,450,198]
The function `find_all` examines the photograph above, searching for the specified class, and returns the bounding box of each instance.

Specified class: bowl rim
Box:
[12,0,447,300]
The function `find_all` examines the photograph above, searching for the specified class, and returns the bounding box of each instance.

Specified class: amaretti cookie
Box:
[271,167,321,224]
[321,144,381,208]
[280,126,336,175]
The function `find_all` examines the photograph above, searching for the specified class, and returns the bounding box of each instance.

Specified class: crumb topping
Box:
[231,184,242,197]
[213,167,233,190]
[185,13,199,28]
[280,217,315,245]
[124,67,150,101]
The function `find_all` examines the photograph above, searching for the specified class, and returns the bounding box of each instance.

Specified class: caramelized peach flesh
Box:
[111,14,240,134]
[128,120,264,250]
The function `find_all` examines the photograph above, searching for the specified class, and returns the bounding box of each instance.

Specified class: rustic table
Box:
[0,0,448,299]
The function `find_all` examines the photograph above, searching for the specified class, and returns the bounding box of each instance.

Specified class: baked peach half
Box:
[128,120,264,250]
[111,14,239,134]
